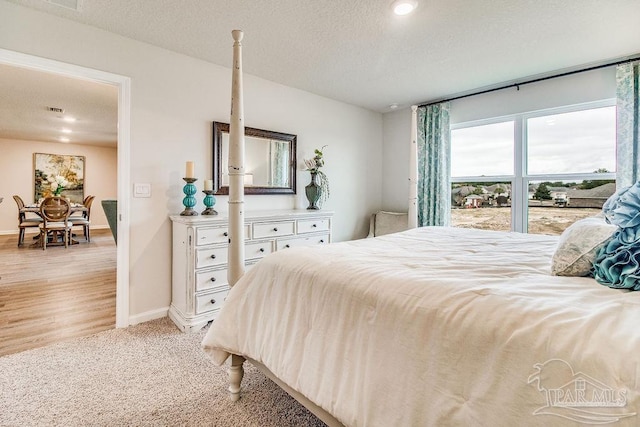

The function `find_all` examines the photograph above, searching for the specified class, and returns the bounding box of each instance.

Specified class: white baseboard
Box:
[128,307,169,326]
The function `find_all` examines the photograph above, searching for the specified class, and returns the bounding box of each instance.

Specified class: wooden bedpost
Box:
[227,29,247,402]
[229,354,246,402]
[228,29,246,288]
[408,105,418,229]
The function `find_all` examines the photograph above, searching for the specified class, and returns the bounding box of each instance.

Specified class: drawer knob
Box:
[210,277,216,282]
[320,239,324,243]
[210,254,216,259]
[210,298,216,305]
[223,232,228,237]
[285,244,290,248]
[273,227,278,232]
[312,224,317,227]
[259,248,265,252]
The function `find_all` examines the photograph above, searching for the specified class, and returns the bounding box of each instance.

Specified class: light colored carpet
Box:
[0,317,326,426]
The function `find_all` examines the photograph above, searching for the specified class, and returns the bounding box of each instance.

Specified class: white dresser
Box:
[169,209,333,332]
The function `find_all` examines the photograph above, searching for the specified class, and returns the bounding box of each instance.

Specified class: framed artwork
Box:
[34,153,85,204]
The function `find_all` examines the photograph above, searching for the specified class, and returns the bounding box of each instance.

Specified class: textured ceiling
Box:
[5,0,640,112]
[0,63,118,147]
[1,0,640,147]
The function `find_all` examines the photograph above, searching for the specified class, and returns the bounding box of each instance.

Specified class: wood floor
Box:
[0,228,116,357]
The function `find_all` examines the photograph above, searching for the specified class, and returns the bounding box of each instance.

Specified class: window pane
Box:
[451,122,514,177]
[527,107,616,175]
[451,182,511,232]
[527,179,616,235]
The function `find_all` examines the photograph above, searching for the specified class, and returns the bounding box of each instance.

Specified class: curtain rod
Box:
[418,54,640,108]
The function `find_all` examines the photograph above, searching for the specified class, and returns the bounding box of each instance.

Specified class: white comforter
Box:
[202,227,640,426]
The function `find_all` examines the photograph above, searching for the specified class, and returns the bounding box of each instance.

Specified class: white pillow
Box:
[551,217,617,276]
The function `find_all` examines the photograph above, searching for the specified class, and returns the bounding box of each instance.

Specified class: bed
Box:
[202,30,640,426]
[203,225,640,426]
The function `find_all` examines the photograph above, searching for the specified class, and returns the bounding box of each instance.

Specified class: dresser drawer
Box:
[196,226,229,246]
[245,240,274,260]
[195,287,229,314]
[277,233,329,250]
[253,221,295,239]
[297,218,330,234]
[196,246,229,269]
[196,225,251,245]
[195,267,228,292]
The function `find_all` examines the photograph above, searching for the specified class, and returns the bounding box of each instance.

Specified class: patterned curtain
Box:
[616,61,640,189]
[417,103,451,226]
[269,140,289,187]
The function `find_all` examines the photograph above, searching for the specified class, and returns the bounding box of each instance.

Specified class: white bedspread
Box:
[202,227,640,426]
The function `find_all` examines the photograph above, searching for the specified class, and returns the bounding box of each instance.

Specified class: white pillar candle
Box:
[185,161,195,178]
[204,179,213,191]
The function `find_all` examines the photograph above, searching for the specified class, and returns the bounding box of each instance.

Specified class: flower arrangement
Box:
[303,145,330,207]
[48,175,69,196]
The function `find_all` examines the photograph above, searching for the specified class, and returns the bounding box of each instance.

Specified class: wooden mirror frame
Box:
[213,121,297,195]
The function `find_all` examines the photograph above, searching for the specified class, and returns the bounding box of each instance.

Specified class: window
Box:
[450,122,514,177]
[450,101,616,235]
[527,108,616,175]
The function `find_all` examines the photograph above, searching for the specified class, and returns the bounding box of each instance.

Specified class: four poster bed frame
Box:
[223,29,343,426]
[204,30,640,427]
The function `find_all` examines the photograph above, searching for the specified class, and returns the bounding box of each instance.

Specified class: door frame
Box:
[0,48,131,327]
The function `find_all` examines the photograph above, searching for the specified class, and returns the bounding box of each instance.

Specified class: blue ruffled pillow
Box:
[594,181,640,290]
[602,186,627,221]
[593,227,640,290]
[602,182,640,228]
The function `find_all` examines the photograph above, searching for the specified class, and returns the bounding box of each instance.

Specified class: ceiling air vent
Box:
[47,107,65,113]
[43,0,83,12]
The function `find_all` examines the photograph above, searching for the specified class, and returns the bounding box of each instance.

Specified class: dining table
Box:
[22,202,87,216]
[22,202,88,247]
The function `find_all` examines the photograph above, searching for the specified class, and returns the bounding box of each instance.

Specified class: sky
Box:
[451,106,616,178]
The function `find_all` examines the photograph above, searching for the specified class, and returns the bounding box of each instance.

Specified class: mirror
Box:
[213,122,297,195]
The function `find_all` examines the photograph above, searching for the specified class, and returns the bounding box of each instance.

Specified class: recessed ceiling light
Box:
[392,0,418,15]
[62,116,76,123]
[61,128,72,133]
[389,103,399,110]
[59,137,70,143]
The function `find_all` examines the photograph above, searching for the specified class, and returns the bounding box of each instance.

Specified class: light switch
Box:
[134,183,151,198]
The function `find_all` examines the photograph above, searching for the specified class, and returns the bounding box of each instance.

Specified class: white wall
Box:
[381,67,617,209]
[0,2,383,320]
[449,67,616,124]
[0,138,117,234]
[382,108,412,211]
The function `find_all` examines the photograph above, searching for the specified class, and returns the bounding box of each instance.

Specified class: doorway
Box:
[0,48,130,331]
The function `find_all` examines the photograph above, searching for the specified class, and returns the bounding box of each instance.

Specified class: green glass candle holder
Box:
[202,190,218,215]
[180,177,198,216]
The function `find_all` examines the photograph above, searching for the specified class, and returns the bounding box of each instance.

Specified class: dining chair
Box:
[39,196,73,250]
[13,194,43,247]
[70,195,95,242]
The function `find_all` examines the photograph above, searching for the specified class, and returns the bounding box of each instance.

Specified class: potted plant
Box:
[303,146,330,209]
